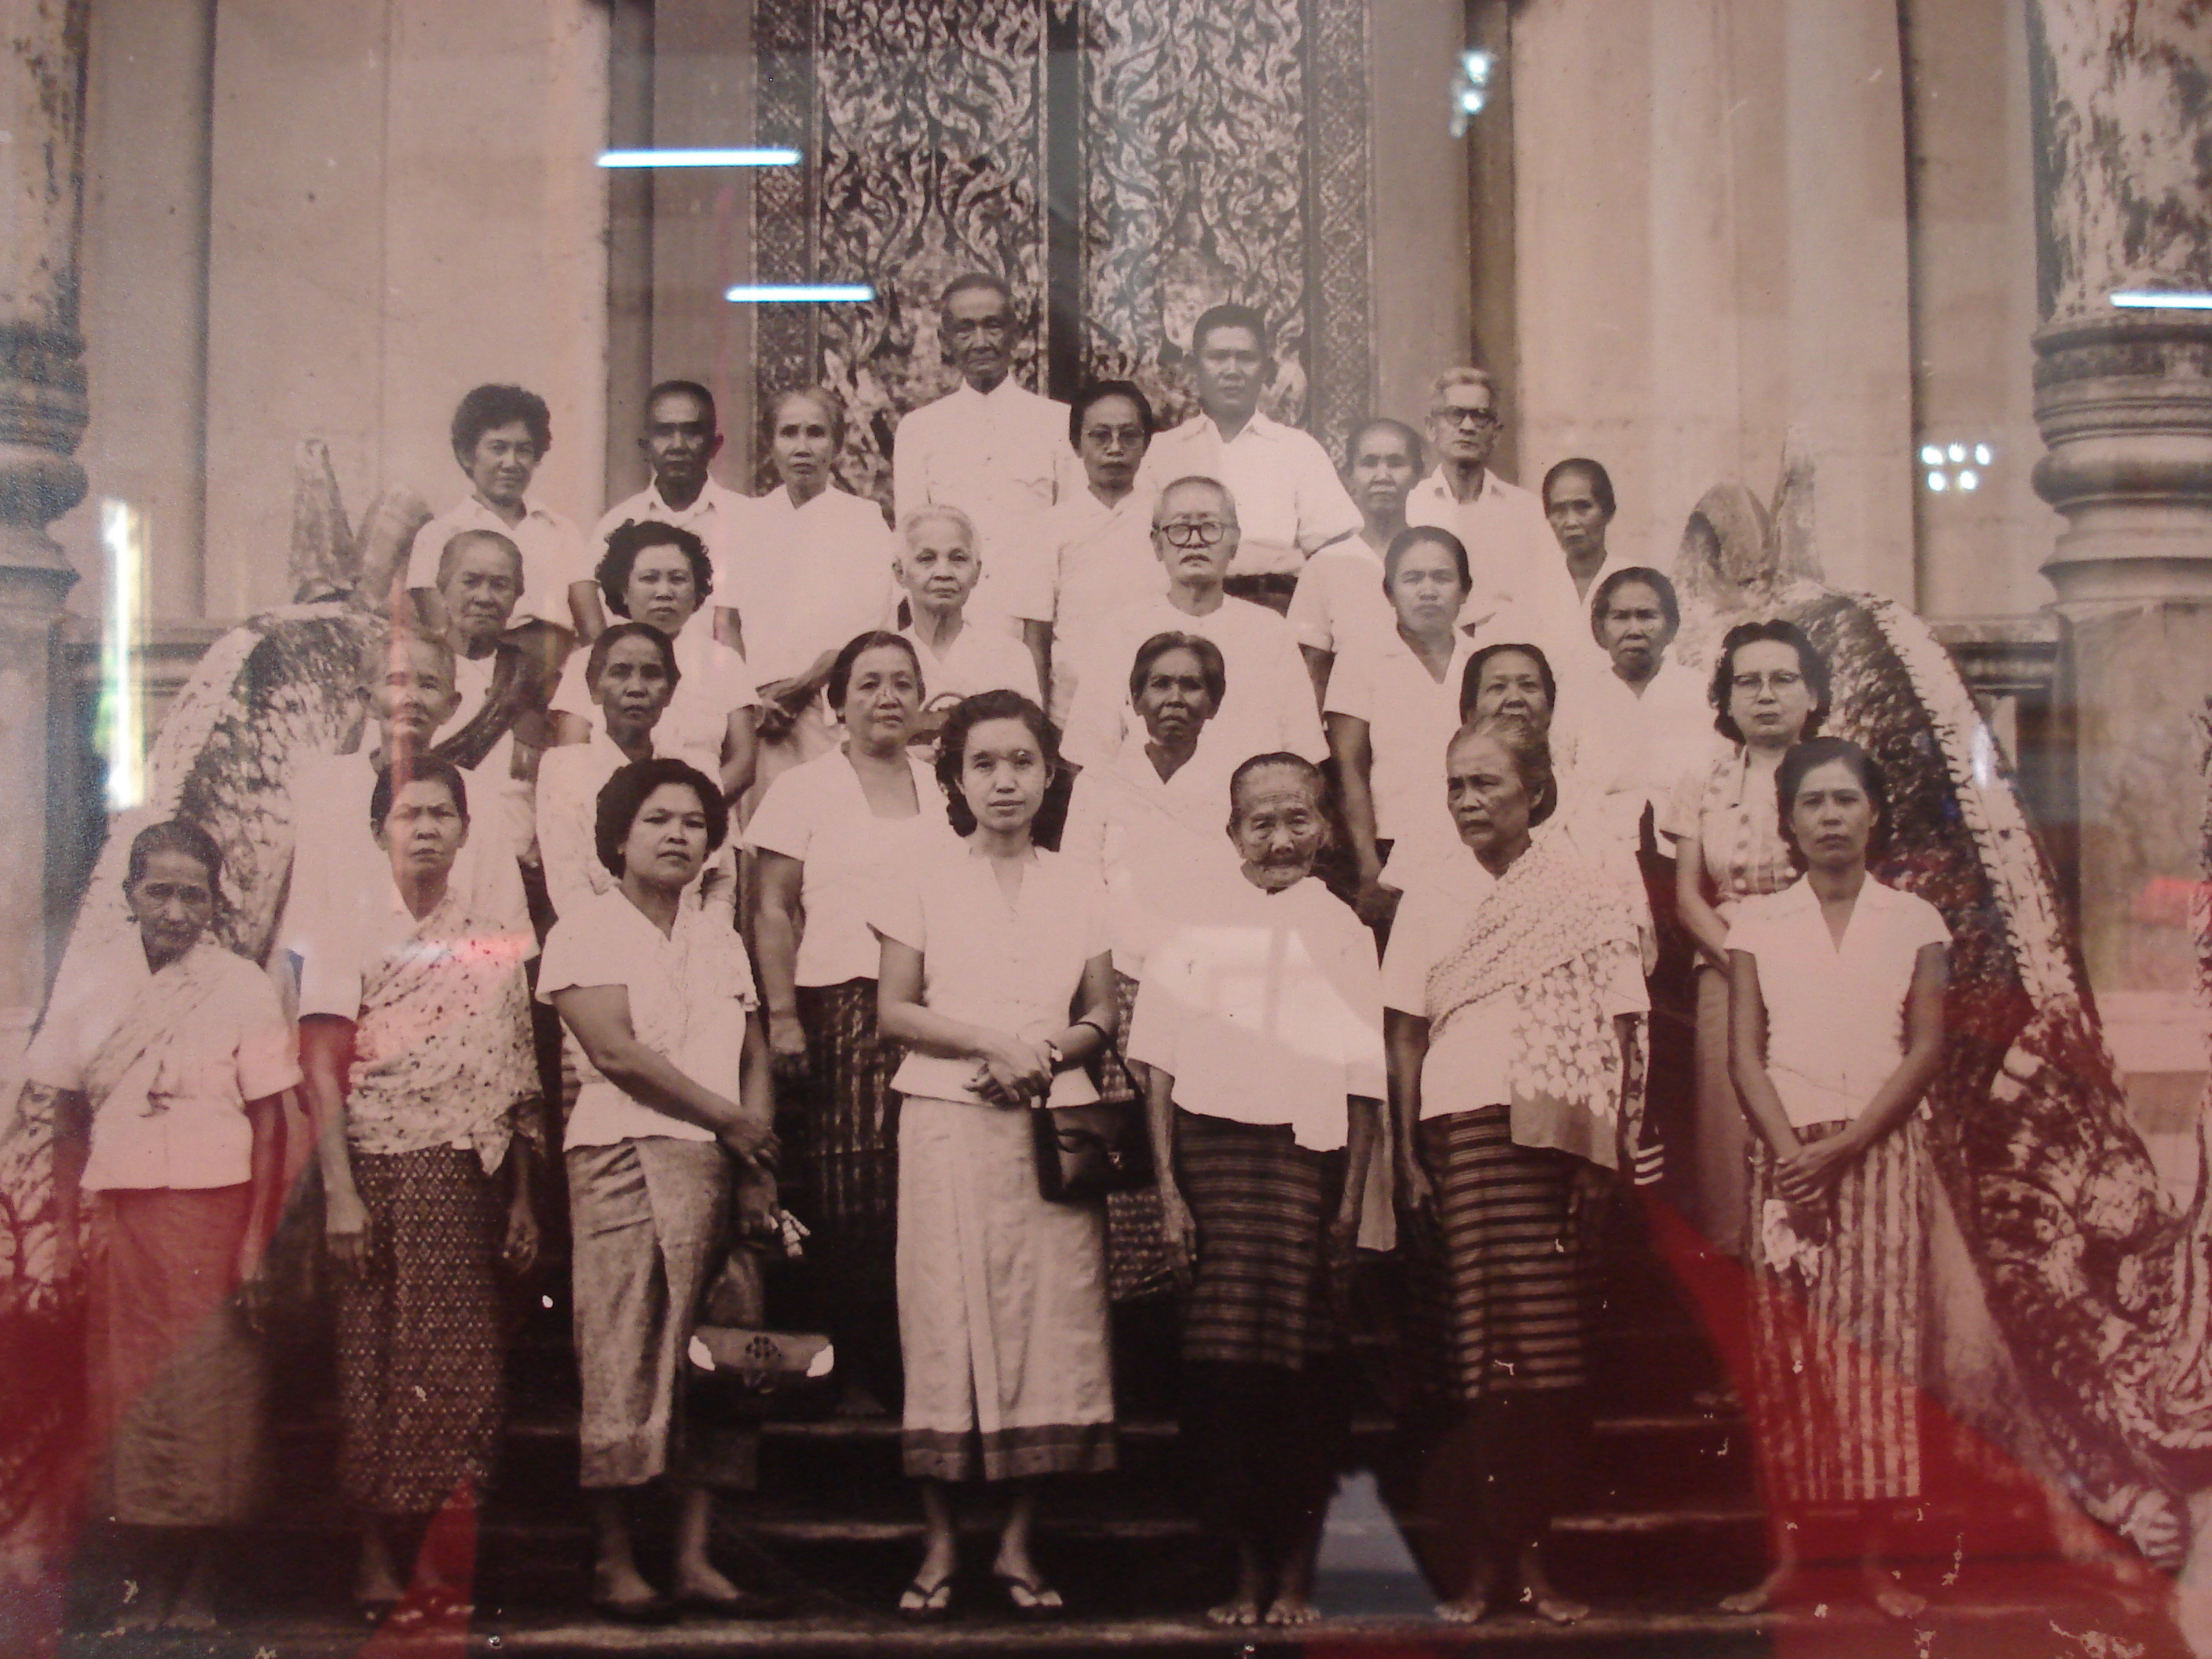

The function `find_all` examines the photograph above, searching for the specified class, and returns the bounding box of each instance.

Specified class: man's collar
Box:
[1417,464,1495,503]
[954,375,1020,405]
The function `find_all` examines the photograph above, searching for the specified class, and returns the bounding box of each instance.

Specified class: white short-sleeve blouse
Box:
[1727,875,1950,1130]
[870,837,1111,1108]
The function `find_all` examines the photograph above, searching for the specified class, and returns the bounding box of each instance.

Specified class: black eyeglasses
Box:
[1434,406,1500,429]
[1159,520,1230,548]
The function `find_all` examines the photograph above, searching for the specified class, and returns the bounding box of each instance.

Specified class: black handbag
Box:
[1030,1099,1154,1203]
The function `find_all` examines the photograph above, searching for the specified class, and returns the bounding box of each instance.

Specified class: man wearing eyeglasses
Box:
[1060,476,1326,775]
[1136,304,1361,612]
[1407,368,1558,629]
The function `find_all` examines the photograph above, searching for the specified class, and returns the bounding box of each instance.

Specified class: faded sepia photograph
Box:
[2,2,2210,1655]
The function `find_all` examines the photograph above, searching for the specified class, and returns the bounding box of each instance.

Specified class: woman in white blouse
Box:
[1722,737,1949,1621]
[748,630,942,1416]
[551,521,757,802]
[873,690,1119,1621]
[540,757,782,1622]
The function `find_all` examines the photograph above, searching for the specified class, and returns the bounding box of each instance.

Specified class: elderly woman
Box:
[551,520,758,802]
[1325,526,1480,924]
[1721,738,1948,1621]
[747,630,944,1416]
[540,757,783,1622]
[1384,716,1647,1626]
[1129,753,1383,1628]
[297,760,543,1628]
[872,690,1119,1620]
[24,822,298,1632]
[1661,621,1830,1260]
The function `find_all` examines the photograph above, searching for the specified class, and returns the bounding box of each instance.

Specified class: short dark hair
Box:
[646,379,718,429]
[125,819,225,896]
[1382,525,1471,590]
[1128,631,1228,707]
[594,756,727,877]
[597,520,713,616]
[1192,302,1269,357]
[1228,752,1330,826]
[1777,736,1889,870]
[1451,713,1558,828]
[451,383,551,458]
[1068,379,1158,449]
[826,630,922,712]
[1711,620,1831,744]
[939,272,1015,315]
[935,690,1059,837]
[584,621,680,693]
[767,384,848,449]
[1541,456,1617,518]
[1346,416,1425,474]
[1591,566,1681,639]
[370,756,471,833]
[1458,641,1558,723]
[434,528,523,588]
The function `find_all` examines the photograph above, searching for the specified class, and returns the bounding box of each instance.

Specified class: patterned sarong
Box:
[1177,1111,1341,1371]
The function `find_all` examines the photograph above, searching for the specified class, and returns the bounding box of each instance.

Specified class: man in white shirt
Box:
[892,273,1082,650]
[1018,380,1160,723]
[1136,303,1361,608]
[1405,367,1558,632]
[592,379,755,652]
[895,504,1041,724]
[1286,416,1423,701]
[404,383,591,656]
[1061,477,1326,774]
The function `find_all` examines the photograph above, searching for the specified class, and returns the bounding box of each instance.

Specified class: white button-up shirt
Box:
[1555,657,1714,859]
[899,620,1041,709]
[1137,411,1361,578]
[892,377,1082,629]
[1404,467,1557,623]
[1060,731,1243,975]
[1324,626,1484,855]
[590,478,755,603]
[405,495,591,632]
[1286,537,1395,657]
[725,485,899,687]
[1034,489,1170,720]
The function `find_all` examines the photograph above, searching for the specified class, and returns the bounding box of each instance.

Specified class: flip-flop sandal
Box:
[993,1570,1064,1619]
[896,1576,954,1622]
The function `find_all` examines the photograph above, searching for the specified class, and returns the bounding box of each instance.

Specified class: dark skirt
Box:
[793,978,899,1242]
[335,1148,505,1516]
[1412,1104,1594,1403]
[1177,1111,1342,1371]
[1100,969,1175,1303]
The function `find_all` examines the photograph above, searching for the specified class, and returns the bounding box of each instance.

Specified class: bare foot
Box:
[592,1558,663,1612]
[1437,1555,1497,1624]
[1518,1544,1589,1625]
[673,1556,744,1603]
[1264,1594,1321,1626]
[1720,1558,1796,1615]
[1206,1592,1262,1627]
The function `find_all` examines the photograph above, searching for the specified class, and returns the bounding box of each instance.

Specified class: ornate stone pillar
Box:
[2028,0,2212,1023]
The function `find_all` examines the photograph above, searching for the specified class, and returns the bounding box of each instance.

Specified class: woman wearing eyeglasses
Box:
[1660,621,1832,1261]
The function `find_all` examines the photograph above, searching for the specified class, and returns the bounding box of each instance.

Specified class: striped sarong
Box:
[1412,1104,1593,1402]
[1745,1114,1928,1506]
[793,977,899,1242]
[1101,969,1174,1302]
[1178,1111,1341,1371]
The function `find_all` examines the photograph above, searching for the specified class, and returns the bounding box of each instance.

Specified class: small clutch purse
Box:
[687,1327,836,1393]
[1031,1100,1155,1204]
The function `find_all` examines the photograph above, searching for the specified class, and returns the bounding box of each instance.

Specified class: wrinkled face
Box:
[1193,324,1267,422]
[438,537,522,646]
[943,286,1016,390]
[1468,650,1551,731]
[621,782,711,888]
[461,419,540,508]
[370,635,460,749]
[126,848,216,967]
[1727,639,1817,747]
[643,390,719,493]
[1229,764,1328,891]
[1152,482,1240,584]
[1133,646,1218,750]
[771,394,837,491]
[590,633,675,730]
[1596,580,1675,679]
[841,643,922,748]
[375,776,468,885]
[1787,759,1877,871]
[1544,468,1611,559]
[1386,538,1470,635]
[898,522,981,611]
[1445,731,1532,860]
[623,541,700,635]
[1077,394,1148,496]
[1429,381,1500,471]
[1348,427,1420,524]
[958,716,1049,836]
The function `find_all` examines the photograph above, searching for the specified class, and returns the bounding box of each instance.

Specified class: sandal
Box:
[993,1569,1064,1619]
[896,1575,954,1622]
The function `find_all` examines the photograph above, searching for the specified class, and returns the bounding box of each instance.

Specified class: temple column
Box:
[2027,0,2212,1132]
[0,0,87,1082]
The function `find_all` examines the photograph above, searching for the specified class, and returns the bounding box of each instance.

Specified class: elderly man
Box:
[404,383,591,653]
[1137,305,1360,610]
[1286,416,1425,701]
[1060,476,1325,775]
[1405,368,1556,632]
[892,273,1082,650]
[593,379,755,652]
